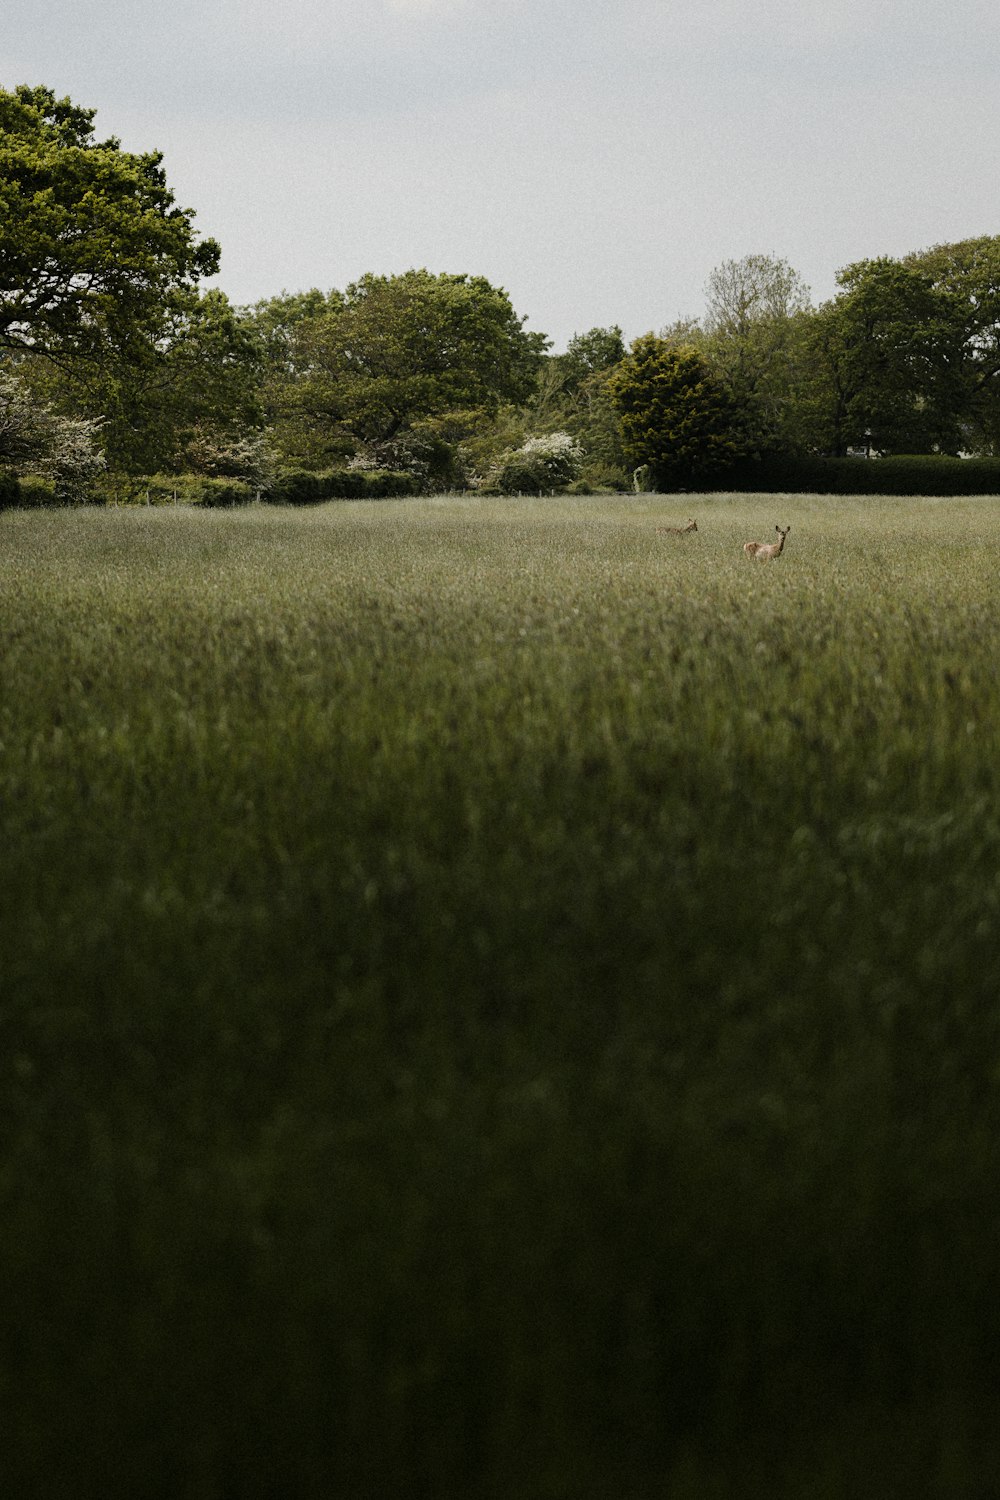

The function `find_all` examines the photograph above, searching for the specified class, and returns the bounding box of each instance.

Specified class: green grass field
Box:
[3,492,1000,1498]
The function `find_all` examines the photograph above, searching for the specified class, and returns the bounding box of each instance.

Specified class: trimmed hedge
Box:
[95,474,255,507]
[268,469,419,505]
[1,473,88,508]
[710,454,1000,496]
[1,475,60,507]
[0,469,20,508]
[4,470,420,509]
[18,476,60,506]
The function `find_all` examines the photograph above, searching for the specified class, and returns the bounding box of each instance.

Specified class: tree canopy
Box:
[253,270,548,462]
[675,242,1000,460]
[524,326,627,479]
[0,84,220,363]
[803,257,959,455]
[904,236,1000,452]
[608,336,748,486]
[7,87,1000,498]
[701,255,813,454]
[59,288,266,474]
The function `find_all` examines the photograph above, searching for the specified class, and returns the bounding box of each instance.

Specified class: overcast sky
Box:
[4,0,998,350]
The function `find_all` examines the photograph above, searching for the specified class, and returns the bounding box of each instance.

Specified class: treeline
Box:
[4,84,1000,503]
[612,250,1000,490]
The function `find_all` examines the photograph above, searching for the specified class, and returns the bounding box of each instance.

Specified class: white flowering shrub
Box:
[492,432,583,495]
[181,426,278,493]
[0,370,105,501]
[347,431,467,492]
[42,416,107,500]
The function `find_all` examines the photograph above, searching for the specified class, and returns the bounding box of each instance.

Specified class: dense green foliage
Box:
[7,289,266,479]
[3,494,1000,1498]
[526,326,628,482]
[700,254,812,454]
[86,468,421,506]
[663,245,1000,464]
[0,84,219,363]
[6,79,1000,498]
[268,467,420,503]
[830,238,1000,457]
[609,335,748,486]
[252,271,548,468]
[805,257,960,456]
[1,84,264,486]
[904,237,1000,452]
[65,288,266,475]
[93,472,255,507]
[0,465,18,505]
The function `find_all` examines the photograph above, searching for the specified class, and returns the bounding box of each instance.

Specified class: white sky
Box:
[3,0,998,350]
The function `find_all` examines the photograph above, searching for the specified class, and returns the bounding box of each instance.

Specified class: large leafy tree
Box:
[253,270,548,463]
[903,236,1000,453]
[702,254,813,454]
[803,258,961,455]
[15,287,267,474]
[560,325,626,389]
[0,84,220,363]
[608,335,747,488]
[89,291,262,473]
[665,243,1000,459]
[793,239,1000,457]
[1,85,270,477]
[249,289,352,469]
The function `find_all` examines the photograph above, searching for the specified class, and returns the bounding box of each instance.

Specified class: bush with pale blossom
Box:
[491,431,583,494]
[0,370,105,502]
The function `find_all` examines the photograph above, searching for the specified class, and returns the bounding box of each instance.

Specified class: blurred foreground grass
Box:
[2,493,1000,1498]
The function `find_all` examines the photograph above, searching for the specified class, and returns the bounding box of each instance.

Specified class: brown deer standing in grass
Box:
[743,525,789,561]
[657,518,698,534]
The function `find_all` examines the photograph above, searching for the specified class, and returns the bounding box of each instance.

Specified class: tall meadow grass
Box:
[2,493,1000,1497]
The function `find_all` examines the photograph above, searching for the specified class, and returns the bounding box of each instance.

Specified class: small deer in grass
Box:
[744,525,790,561]
[657,518,698,535]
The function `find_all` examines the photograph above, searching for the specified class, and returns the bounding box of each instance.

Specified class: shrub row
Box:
[267,468,419,504]
[710,454,1000,496]
[0,468,22,507]
[0,473,70,508]
[93,471,421,507]
[2,468,421,509]
[2,472,250,509]
[10,456,996,508]
[95,474,255,507]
